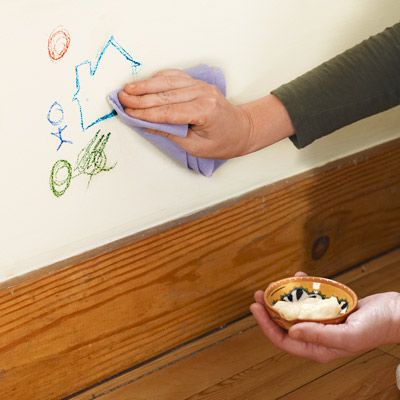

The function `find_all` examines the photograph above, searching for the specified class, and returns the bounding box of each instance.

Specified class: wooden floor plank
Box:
[184,352,350,400]
[77,325,350,400]
[380,344,400,359]
[335,249,400,296]
[76,323,281,400]
[334,249,400,288]
[364,385,400,400]
[278,350,399,400]
[72,317,257,400]
[74,248,400,400]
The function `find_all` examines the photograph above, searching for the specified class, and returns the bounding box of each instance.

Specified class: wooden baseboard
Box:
[1,138,400,399]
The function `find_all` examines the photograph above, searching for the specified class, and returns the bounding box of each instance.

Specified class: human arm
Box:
[272,23,400,148]
[118,23,400,157]
[118,70,294,159]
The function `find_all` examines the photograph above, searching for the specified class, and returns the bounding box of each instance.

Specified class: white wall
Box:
[1,0,399,281]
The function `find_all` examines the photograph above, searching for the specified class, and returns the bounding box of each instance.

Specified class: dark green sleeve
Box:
[271,23,400,148]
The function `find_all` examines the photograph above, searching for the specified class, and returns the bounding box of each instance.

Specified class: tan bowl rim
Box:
[264,276,358,323]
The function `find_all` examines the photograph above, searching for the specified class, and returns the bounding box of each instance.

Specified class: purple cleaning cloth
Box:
[108,64,226,177]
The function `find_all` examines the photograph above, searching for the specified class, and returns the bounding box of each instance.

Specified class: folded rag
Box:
[108,64,226,177]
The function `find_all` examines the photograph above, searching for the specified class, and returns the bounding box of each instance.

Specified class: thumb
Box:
[289,322,353,350]
[145,128,204,158]
[145,128,188,147]
[146,128,173,139]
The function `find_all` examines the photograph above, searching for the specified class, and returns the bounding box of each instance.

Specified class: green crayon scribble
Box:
[74,130,116,184]
[49,130,116,197]
[50,159,73,197]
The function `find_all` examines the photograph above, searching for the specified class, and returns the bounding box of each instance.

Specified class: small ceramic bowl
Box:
[264,276,358,330]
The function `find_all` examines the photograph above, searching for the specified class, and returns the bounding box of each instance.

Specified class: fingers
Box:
[294,271,308,277]
[119,85,205,110]
[250,300,309,356]
[289,321,355,351]
[153,69,189,78]
[145,128,172,138]
[124,74,196,96]
[144,127,187,146]
[250,302,348,362]
[254,290,266,305]
[250,302,286,345]
[125,102,206,125]
[144,127,206,157]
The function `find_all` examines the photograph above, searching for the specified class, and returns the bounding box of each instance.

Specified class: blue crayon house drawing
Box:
[72,36,141,131]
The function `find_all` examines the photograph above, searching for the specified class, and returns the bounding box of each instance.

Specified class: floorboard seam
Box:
[273,352,370,400]
[65,313,255,399]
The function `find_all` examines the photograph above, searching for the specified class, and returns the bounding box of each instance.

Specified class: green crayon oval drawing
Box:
[50,159,73,197]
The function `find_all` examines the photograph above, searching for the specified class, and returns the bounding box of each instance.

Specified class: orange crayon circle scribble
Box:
[48,27,71,61]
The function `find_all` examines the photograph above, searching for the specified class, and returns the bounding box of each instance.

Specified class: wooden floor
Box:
[72,250,400,400]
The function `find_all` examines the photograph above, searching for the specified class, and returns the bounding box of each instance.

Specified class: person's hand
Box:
[250,272,400,363]
[118,69,252,159]
[118,69,294,159]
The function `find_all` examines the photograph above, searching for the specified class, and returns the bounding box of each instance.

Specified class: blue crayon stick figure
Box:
[47,101,72,151]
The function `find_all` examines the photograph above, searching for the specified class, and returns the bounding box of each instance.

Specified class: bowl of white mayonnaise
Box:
[264,276,358,330]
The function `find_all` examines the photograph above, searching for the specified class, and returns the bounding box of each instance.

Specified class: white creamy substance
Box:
[273,296,341,320]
